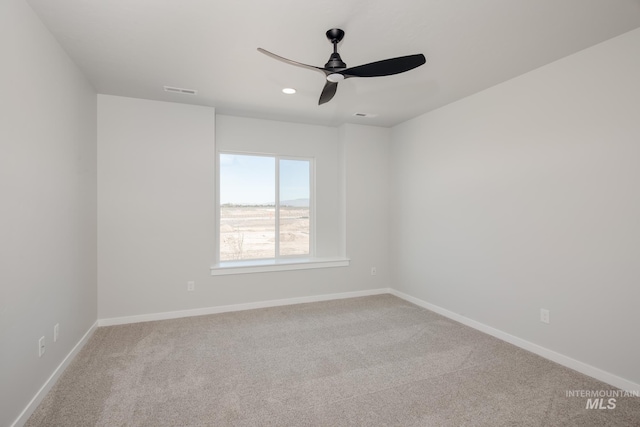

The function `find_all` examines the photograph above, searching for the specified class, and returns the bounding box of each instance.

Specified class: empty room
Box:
[2,0,640,425]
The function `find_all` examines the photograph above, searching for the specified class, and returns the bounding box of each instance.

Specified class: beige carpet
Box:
[26,295,640,426]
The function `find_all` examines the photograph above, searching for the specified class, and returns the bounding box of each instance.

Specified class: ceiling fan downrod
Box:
[324,28,347,70]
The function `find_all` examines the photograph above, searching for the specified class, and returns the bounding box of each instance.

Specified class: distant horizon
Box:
[221,197,309,208]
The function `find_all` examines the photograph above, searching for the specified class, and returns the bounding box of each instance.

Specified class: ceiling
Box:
[27,0,640,127]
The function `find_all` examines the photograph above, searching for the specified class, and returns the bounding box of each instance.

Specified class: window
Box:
[218,152,312,262]
[211,116,350,275]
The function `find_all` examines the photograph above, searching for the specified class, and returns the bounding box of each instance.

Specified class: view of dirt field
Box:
[220,206,309,260]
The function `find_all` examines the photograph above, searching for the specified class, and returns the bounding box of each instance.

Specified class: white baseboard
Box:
[96,287,638,392]
[14,288,637,426]
[388,289,640,393]
[11,321,98,427]
[98,288,392,327]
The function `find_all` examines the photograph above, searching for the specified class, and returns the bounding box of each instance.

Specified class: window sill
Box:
[210,257,350,276]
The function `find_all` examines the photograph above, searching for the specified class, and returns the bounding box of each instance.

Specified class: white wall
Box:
[97,96,217,319]
[341,124,392,282]
[391,28,640,385]
[98,97,390,320]
[0,1,97,425]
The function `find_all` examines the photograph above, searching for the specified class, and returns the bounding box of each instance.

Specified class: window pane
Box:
[219,154,275,260]
[279,159,310,256]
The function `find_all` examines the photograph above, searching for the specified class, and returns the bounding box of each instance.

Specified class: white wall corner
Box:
[11,322,98,427]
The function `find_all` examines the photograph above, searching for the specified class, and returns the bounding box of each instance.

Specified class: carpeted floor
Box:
[26,295,640,426]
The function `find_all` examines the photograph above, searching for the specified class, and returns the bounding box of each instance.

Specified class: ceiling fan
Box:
[258,28,426,105]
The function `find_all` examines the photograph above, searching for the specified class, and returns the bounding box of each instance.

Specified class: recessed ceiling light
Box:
[282,88,296,95]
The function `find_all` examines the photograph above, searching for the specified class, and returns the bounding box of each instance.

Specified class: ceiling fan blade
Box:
[342,54,426,78]
[319,81,338,105]
[257,48,328,76]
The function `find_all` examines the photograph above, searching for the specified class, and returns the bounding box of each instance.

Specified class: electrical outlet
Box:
[540,309,550,324]
[187,281,195,291]
[54,323,59,342]
[39,336,45,357]
[371,267,377,276]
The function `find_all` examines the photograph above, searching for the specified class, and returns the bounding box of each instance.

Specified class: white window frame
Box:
[212,151,348,275]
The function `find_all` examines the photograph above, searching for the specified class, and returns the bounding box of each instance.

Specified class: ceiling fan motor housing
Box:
[325,52,346,70]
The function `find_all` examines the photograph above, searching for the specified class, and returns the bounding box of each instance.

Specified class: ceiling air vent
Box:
[353,112,377,118]
[164,86,198,95]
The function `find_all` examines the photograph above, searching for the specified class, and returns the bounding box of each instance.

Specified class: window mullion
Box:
[274,157,280,259]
